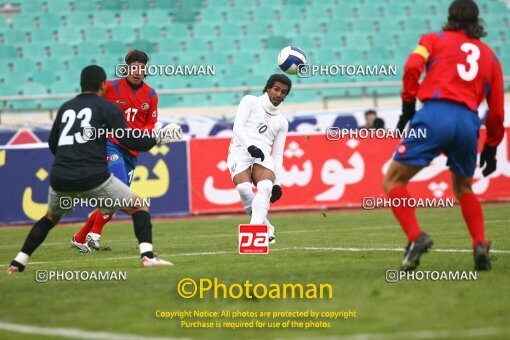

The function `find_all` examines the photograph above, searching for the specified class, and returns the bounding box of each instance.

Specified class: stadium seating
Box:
[0,0,509,109]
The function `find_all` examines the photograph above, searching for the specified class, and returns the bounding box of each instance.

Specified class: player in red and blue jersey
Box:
[382,0,505,271]
[71,50,159,252]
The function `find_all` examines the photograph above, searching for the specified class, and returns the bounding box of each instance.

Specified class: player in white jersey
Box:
[227,74,291,243]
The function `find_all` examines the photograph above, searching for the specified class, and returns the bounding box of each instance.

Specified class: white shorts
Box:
[227,147,275,180]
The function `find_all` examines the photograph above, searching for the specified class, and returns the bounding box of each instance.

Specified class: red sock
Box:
[90,212,113,235]
[75,210,100,243]
[460,192,487,248]
[388,185,422,243]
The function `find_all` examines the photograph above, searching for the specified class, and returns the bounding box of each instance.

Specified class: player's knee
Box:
[451,173,473,199]
[132,193,150,209]
[382,169,409,194]
[121,206,148,216]
[452,182,472,199]
[121,193,149,215]
[133,206,149,214]
[256,179,273,198]
[382,174,397,194]
[44,211,61,225]
[382,177,390,194]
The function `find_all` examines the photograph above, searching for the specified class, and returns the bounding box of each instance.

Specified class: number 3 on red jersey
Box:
[457,43,480,81]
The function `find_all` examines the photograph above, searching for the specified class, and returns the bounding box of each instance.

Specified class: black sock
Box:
[21,217,55,256]
[132,211,153,258]
[10,260,25,272]
[141,251,154,259]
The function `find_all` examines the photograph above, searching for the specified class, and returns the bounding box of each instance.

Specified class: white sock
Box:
[264,217,274,228]
[250,180,273,224]
[14,252,30,266]
[236,182,255,215]
[139,242,153,255]
[237,182,274,227]
[87,232,101,239]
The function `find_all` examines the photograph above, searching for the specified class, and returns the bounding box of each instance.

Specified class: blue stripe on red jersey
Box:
[426,58,440,72]
[484,79,490,97]
[112,80,121,95]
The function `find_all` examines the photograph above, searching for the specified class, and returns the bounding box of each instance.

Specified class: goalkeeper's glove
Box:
[155,122,182,145]
[396,101,416,132]
[480,144,497,177]
[270,185,282,203]
[247,145,265,162]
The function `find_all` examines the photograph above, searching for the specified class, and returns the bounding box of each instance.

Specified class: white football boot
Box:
[141,256,173,267]
[70,236,92,254]
[86,232,101,250]
[6,265,20,275]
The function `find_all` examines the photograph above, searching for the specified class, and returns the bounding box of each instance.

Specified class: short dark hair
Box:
[263,73,292,95]
[80,65,106,92]
[373,118,385,129]
[365,109,377,117]
[125,49,149,65]
[443,0,486,38]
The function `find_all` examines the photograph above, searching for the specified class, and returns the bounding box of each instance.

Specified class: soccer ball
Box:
[278,46,307,75]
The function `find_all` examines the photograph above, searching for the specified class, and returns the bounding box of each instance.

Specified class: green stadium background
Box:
[0,0,509,111]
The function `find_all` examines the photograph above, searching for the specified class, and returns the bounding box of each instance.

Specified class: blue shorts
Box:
[393,100,482,178]
[106,140,137,186]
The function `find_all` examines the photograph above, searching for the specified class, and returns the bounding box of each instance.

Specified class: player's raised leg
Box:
[383,161,433,271]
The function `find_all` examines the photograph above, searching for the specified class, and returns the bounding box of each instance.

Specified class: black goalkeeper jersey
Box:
[48,93,156,191]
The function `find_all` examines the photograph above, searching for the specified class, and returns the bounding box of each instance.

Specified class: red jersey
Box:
[105,78,159,157]
[402,30,505,147]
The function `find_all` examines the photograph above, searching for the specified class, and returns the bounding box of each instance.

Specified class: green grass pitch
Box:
[0,204,509,339]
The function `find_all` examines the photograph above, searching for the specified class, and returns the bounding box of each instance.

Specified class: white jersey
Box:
[230,93,289,183]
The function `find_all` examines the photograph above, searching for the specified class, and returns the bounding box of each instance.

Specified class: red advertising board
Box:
[189,129,510,214]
